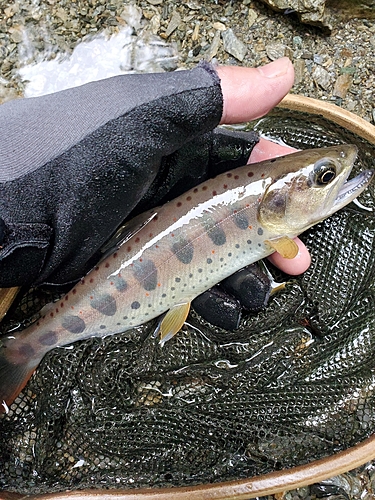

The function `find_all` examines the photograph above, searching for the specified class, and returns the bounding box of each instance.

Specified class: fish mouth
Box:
[333,169,374,211]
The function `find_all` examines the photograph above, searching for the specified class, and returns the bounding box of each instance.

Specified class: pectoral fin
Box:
[158,302,191,347]
[265,236,299,259]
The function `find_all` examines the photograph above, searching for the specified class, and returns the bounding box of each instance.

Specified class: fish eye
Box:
[313,158,337,185]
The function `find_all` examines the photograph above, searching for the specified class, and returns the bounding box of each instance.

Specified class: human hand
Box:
[193,59,311,330]
[217,59,310,276]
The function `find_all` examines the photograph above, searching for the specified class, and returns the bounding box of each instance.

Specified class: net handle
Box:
[279,94,375,145]
[5,434,375,500]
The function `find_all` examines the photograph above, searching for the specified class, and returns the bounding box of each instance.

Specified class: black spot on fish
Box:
[133,259,158,291]
[62,315,86,334]
[113,275,128,292]
[175,277,181,283]
[100,325,106,329]
[131,301,140,309]
[257,228,264,236]
[39,331,58,346]
[208,226,226,246]
[233,212,249,230]
[172,239,194,264]
[91,294,117,316]
[207,258,212,264]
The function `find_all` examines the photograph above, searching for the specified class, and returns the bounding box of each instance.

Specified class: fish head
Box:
[258,144,374,236]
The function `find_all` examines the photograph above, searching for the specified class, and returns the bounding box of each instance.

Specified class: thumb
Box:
[217,58,294,124]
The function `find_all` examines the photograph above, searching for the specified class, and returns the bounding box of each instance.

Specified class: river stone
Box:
[258,0,331,30]
[266,42,286,61]
[206,30,221,61]
[164,10,181,38]
[312,65,331,90]
[221,28,247,62]
[333,73,353,98]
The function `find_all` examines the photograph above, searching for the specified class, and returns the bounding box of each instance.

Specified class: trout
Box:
[0,144,373,411]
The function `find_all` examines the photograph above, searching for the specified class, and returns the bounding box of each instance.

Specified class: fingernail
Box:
[257,57,290,78]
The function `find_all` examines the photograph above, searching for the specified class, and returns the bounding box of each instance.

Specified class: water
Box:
[18,26,179,97]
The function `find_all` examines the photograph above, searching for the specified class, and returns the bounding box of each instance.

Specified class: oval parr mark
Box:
[233,211,249,230]
[39,331,58,346]
[62,315,86,334]
[133,258,158,291]
[208,226,226,246]
[172,239,194,265]
[91,294,117,316]
[113,275,128,292]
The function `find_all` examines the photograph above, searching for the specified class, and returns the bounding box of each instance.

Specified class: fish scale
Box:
[0,144,373,411]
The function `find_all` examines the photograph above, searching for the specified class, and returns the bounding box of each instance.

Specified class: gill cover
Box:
[258,152,347,235]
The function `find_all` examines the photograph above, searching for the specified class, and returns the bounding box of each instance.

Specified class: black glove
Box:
[0,61,262,330]
[0,61,259,287]
[192,263,272,331]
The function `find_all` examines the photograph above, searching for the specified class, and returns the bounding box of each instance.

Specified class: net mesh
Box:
[1,112,375,495]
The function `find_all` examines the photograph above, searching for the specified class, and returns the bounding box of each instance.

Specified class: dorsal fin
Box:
[100,211,158,260]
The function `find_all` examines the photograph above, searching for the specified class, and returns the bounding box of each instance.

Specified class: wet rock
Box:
[247,9,258,27]
[120,4,143,31]
[191,22,200,41]
[266,42,286,61]
[148,14,161,35]
[206,30,221,61]
[212,22,226,31]
[312,65,331,90]
[294,59,306,85]
[164,10,181,38]
[333,73,353,98]
[186,1,201,10]
[221,28,247,62]
[258,0,331,30]
[9,26,24,43]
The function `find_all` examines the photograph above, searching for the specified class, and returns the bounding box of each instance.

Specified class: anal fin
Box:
[158,302,191,347]
[265,236,299,259]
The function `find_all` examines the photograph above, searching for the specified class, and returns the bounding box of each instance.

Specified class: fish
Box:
[0,144,373,411]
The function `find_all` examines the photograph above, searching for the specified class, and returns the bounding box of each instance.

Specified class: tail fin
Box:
[0,338,39,413]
